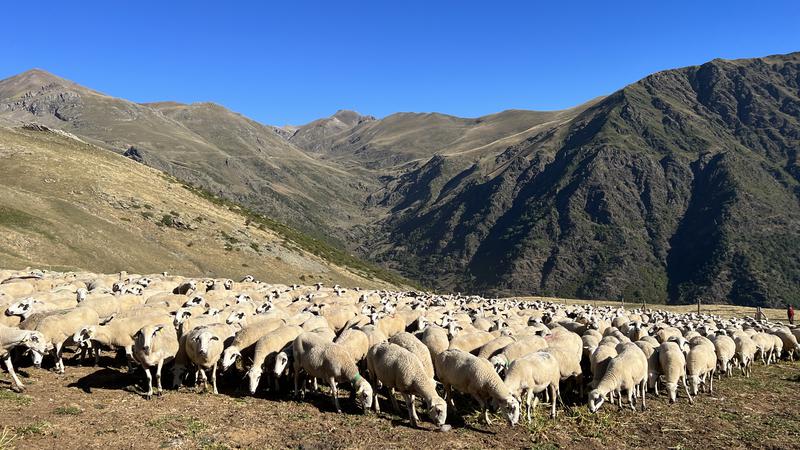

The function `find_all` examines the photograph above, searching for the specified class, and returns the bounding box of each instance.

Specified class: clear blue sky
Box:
[2,0,798,125]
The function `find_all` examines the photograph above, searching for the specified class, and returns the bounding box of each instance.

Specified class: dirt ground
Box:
[0,351,798,450]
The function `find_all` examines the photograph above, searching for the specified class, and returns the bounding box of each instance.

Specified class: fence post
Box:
[697,299,701,315]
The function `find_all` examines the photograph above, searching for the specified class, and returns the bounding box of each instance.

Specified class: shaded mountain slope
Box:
[364,53,800,306]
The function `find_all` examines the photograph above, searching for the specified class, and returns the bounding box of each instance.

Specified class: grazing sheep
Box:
[133,323,179,399]
[658,342,692,404]
[711,334,736,377]
[686,342,716,395]
[489,335,548,376]
[292,333,373,413]
[434,349,520,426]
[34,307,100,373]
[388,332,435,379]
[734,336,757,378]
[220,317,286,371]
[246,325,304,394]
[0,326,48,391]
[73,313,171,369]
[588,343,647,413]
[503,351,561,420]
[448,330,495,354]
[590,344,618,389]
[635,340,660,395]
[367,342,447,429]
[770,328,798,361]
[334,328,370,365]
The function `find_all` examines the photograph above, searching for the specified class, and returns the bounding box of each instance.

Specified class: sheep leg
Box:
[4,357,24,392]
[617,389,623,409]
[444,384,457,411]
[550,384,557,419]
[155,359,165,396]
[708,371,713,394]
[525,390,534,423]
[198,368,208,393]
[330,378,341,413]
[626,389,634,411]
[682,374,694,405]
[389,387,401,413]
[373,390,381,414]
[410,394,419,422]
[479,398,492,425]
[211,364,218,395]
[144,367,154,399]
[55,343,65,374]
[640,380,646,411]
[293,368,300,398]
[404,393,417,427]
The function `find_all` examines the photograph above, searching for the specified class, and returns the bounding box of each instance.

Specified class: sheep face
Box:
[221,347,241,371]
[501,396,520,425]
[226,311,246,325]
[489,355,507,376]
[687,375,702,396]
[174,309,193,325]
[273,351,290,376]
[428,397,447,427]
[72,326,95,345]
[136,325,165,354]
[247,366,263,394]
[6,298,34,317]
[76,288,88,302]
[665,382,678,403]
[588,389,605,413]
[355,380,373,411]
[193,331,219,356]
[23,331,48,355]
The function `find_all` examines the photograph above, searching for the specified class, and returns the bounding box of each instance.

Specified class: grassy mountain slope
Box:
[366,52,800,306]
[0,70,372,237]
[0,125,402,288]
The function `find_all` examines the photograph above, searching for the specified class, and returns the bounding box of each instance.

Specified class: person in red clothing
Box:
[789,304,795,325]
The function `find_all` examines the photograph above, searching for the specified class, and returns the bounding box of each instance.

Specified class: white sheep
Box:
[367,342,447,429]
[292,333,373,413]
[503,351,561,420]
[0,325,48,391]
[658,341,692,404]
[220,317,286,371]
[711,334,736,377]
[434,349,520,426]
[183,323,235,394]
[246,325,304,394]
[686,341,716,395]
[587,342,647,413]
[388,332,435,379]
[34,306,100,373]
[133,323,179,399]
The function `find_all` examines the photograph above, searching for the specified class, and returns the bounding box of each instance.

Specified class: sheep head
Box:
[273,351,290,376]
[501,396,520,426]
[427,396,447,427]
[587,389,605,413]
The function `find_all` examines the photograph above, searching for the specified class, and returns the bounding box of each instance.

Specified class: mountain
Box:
[353,52,800,307]
[0,124,401,288]
[0,70,372,237]
[2,52,799,306]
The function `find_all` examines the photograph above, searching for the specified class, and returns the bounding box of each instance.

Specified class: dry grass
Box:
[0,127,397,290]
[1,352,797,449]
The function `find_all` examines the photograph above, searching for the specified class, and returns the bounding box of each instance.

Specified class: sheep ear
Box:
[154,325,164,333]
[210,336,220,341]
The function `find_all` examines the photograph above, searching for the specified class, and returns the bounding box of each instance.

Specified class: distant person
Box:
[789,304,795,325]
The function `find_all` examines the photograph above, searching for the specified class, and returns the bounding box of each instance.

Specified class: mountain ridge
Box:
[1,52,799,306]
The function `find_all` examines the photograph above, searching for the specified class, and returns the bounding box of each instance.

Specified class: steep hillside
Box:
[0,70,372,237]
[0,125,402,288]
[363,52,800,306]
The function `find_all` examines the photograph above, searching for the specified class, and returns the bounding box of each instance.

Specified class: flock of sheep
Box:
[1,269,799,432]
